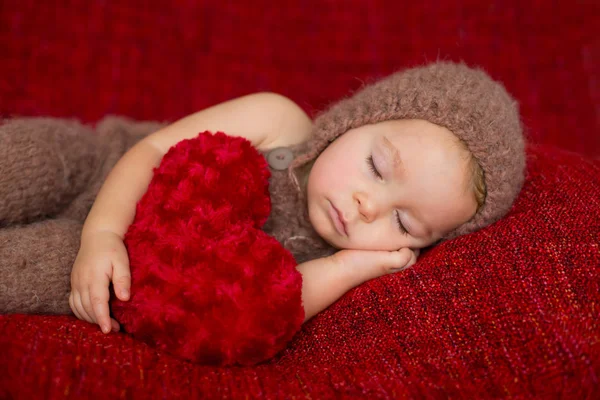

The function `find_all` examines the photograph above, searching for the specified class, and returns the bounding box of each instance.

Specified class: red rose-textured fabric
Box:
[111,132,304,366]
[1,145,598,398]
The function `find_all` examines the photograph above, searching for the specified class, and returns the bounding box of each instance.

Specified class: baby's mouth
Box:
[328,201,348,237]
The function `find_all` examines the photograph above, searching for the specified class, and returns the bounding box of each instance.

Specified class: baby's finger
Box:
[90,282,112,334]
[74,292,94,324]
[81,287,99,323]
[112,259,131,301]
[388,248,414,273]
[404,249,419,269]
[69,292,84,321]
[110,318,120,332]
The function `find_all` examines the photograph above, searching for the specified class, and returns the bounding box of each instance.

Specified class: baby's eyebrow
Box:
[381,136,404,177]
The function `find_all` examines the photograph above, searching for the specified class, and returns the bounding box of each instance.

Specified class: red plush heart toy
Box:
[111,131,304,366]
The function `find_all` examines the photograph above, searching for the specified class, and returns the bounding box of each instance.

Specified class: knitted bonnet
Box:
[289,62,526,240]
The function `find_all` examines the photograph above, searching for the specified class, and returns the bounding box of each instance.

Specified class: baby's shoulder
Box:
[257,95,314,151]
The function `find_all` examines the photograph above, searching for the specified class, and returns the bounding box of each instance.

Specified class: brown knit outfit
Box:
[0,116,165,314]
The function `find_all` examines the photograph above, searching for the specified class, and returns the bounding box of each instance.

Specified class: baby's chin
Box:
[313,223,344,250]
[321,234,344,250]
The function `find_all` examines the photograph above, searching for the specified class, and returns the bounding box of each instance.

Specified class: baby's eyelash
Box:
[395,211,409,236]
[366,155,382,179]
[366,155,408,236]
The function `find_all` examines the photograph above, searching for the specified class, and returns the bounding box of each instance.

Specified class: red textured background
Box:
[1,1,599,399]
[1,0,599,157]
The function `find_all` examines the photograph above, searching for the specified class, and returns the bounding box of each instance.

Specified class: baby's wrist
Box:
[80,227,122,244]
[327,251,370,290]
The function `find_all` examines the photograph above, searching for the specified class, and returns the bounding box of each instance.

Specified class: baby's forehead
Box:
[381,122,468,165]
[383,119,459,144]
[380,123,474,194]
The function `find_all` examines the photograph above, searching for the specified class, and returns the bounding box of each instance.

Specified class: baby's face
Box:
[306,119,478,250]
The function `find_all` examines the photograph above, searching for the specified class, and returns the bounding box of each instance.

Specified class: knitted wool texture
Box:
[0,117,160,314]
[290,62,526,239]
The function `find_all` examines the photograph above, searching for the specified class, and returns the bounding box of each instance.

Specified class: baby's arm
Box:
[85,92,313,239]
[70,92,314,333]
[298,248,419,321]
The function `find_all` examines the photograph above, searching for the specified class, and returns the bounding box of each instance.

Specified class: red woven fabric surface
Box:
[1,145,599,398]
[0,0,599,157]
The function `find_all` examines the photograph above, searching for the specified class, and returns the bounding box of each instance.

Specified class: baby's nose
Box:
[354,192,378,223]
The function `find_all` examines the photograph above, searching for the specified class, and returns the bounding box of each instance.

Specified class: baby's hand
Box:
[332,248,419,288]
[69,230,131,334]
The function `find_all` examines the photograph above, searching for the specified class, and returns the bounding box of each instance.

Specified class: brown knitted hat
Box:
[290,61,526,240]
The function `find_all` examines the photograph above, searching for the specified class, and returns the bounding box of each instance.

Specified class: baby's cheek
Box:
[355,226,403,251]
